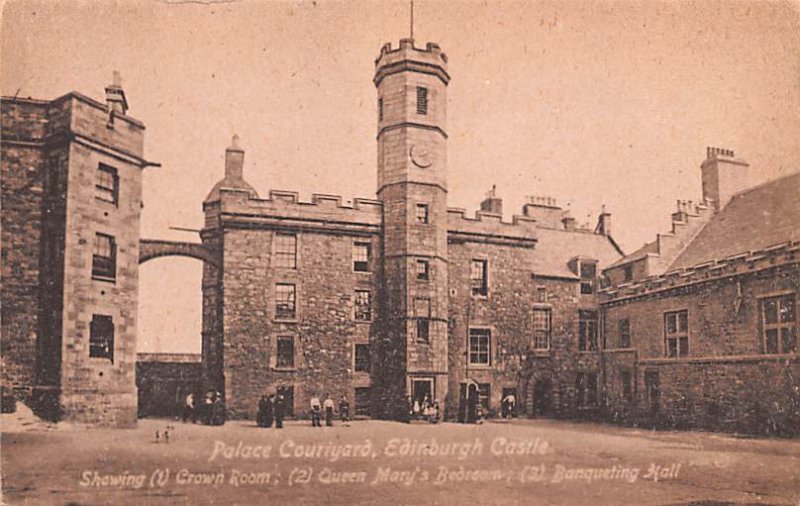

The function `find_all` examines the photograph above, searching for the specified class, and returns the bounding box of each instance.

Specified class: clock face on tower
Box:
[409,145,433,168]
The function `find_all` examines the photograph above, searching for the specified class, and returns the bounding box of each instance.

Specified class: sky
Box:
[3,0,799,353]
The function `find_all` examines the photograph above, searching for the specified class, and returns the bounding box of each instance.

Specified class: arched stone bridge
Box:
[139,239,219,268]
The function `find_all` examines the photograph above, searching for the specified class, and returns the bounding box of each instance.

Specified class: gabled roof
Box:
[531,227,624,279]
[605,240,658,269]
[670,172,800,270]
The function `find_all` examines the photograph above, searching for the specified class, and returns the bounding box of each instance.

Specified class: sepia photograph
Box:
[1,0,799,504]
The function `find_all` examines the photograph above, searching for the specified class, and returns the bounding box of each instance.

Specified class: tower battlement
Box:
[374,39,449,86]
[375,38,448,66]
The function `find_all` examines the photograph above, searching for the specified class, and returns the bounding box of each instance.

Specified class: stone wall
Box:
[58,95,145,427]
[446,237,601,420]
[218,223,378,419]
[136,354,202,418]
[1,100,48,393]
[602,263,800,435]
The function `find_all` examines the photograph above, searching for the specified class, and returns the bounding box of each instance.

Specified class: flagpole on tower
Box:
[410,1,414,40]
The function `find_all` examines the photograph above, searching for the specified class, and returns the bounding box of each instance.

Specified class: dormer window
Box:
[623,265,633,282]
[580,261,597,295]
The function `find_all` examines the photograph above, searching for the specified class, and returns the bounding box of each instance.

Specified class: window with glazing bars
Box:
[275,284,296,319]
[762,294,796,353]
[469,328,491,365]
[92,233,116,280]
[274,233,297,269]
[354,290,372,321]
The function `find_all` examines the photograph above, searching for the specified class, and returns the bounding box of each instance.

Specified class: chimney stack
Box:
[105,70,128,115]
[701,147,749,212]
[595,205,611,236]
[523,196,562,228]
[225,135,245,180]
[479,185,503,215]
[562,211,576,231]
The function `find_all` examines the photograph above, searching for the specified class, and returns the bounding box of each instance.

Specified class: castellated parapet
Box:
[447,207,538,247]
[374,39,449,82]
[204,188,383,234]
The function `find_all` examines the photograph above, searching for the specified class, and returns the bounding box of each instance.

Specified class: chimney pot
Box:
[225,134,245,180]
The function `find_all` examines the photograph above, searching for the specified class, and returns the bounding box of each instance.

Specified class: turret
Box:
[204,135,259,203]
[373,39,450,419]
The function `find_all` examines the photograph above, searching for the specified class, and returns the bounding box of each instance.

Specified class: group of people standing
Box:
[256,392,350,428]
[410,394,440,423]
[309,394,349,427]
[183,389,226,425]
[256,392,288,428]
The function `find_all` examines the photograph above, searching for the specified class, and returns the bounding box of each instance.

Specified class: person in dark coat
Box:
[467,384,478,424]
[339,396,350,424]
[323,394,335,427]
[265,394,275,428]
[257,395,268,427]
[274,393,285,429]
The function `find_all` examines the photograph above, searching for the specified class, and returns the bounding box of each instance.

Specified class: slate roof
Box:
[531,227,624,279]
[670,172,800,270]
[605,240,658,269]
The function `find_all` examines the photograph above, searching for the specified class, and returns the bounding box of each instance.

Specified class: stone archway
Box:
[136,239,218,418]
[139,239,219,268]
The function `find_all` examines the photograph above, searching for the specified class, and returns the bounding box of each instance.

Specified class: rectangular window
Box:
[416,86,428,115]
[354,387,371,416]
[664,310,689,357]
[89,314,114,362]
[533,308,551,350]
[580,262,597,294]
[353,242,371,272]
[621,369,633,402]
[92,233,116,280]
[537,287,547,303]
[275,284,296,319]
[276,336,294,368]
[277,385,294,416]
[354,343,371,372]
[415,203,429,224]
[415,297,431,343]
[416,259,430,281]
[578,310,598,351]
[623,265,633,282]
[762,294,796,354]
[470,259,488,296]
[354,290,372,321]
[618,319,631,348]
[274,233,297,269]
[95,163,119,205]
[575,372,598,407]
[469,328,491,366]
[378,97,383,122]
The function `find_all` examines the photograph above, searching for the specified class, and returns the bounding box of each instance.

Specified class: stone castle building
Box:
[1,75,158,426]
[2,39,798,433]
[199,39,624,421]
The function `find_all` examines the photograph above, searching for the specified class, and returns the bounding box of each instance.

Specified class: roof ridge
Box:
[729,170,800,200]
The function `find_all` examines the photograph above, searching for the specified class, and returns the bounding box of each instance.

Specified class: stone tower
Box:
[374,39,450,418]
[1,75,151,427]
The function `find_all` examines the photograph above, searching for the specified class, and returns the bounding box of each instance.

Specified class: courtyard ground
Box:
[1,412,799,506]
